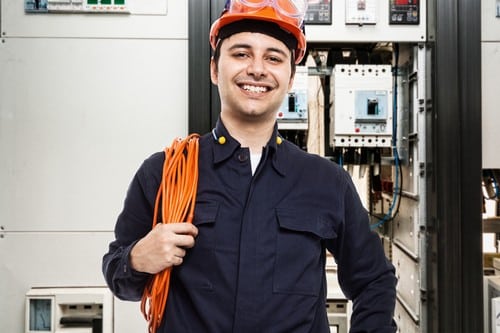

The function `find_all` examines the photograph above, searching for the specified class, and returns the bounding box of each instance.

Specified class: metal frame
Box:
[392,43,430,333]
[431,0,483,332]
[188,0,212,134]
[188,0,225,135]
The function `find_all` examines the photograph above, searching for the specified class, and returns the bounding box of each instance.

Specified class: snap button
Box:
[238,153,248,162]
[218,136,226,145]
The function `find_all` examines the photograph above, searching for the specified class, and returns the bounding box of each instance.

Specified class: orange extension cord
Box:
[140,133,200,333]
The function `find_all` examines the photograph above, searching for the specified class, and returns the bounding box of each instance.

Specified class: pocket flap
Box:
[276,208,337,239]
[193,201,219,226]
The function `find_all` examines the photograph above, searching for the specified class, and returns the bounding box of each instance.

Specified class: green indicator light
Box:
[101,0,111,4]
[114,0,125,4]
[87,0,98,4]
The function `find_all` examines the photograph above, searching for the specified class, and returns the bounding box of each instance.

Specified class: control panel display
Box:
[305,0,332,25]
[345,0,377,25]
[389,0,420,24]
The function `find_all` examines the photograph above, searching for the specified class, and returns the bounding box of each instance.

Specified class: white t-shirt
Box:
[250,152,262,175]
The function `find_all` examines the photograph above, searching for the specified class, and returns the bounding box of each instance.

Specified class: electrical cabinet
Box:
[302,1,429,330]
[330,64,393,148]
[25,287,113,333]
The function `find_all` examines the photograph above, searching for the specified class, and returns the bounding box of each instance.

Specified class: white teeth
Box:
[242,84,267,93]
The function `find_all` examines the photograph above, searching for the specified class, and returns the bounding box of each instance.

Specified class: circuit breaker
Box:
[277,66,308,122]
[330,64,393,148]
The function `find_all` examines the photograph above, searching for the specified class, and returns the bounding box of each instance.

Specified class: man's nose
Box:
[247,57,267,78]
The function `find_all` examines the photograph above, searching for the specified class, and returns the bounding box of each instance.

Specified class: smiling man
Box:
[211,22,295,156]
[103,1,397,332]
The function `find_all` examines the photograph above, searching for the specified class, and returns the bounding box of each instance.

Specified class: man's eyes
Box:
[234,52,249,58]
[267,56,283,63]
[231,52,284,63]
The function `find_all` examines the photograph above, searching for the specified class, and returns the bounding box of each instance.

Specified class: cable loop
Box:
[140,133,200,333]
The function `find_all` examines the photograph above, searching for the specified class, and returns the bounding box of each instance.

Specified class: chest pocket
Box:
[176,201,219,291]
[273,208,337,297]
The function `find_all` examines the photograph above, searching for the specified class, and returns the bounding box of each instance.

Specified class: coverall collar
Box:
[212,118,286,176]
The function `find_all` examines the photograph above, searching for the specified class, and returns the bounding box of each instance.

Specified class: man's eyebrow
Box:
[227,43,251,50]
[266,47,289,58]
[227,43,289,57]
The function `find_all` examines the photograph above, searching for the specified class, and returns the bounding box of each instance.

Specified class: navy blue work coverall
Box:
[102,119,397,333]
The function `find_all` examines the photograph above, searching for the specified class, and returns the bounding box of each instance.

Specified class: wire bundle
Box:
[140,133,200,333]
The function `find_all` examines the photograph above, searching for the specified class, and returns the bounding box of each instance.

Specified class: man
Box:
[102,0,397,332]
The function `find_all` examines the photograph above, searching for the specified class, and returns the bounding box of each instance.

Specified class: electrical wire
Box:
[494,171,500,199]
[371,43,402,229]
[370,148,402,229]
[487,169,500,200]
[483,169,500,200]
[140,133,200,333]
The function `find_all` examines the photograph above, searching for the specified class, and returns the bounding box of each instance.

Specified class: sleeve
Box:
[326,173,398,333]
[102,152,164,301]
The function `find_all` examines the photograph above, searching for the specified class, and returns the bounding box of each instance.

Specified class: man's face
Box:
[210,31,294,123]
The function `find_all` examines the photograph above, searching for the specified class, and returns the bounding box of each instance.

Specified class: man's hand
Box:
[130,223,198,274]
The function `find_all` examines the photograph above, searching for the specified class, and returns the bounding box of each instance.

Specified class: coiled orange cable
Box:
[140,133,200,333]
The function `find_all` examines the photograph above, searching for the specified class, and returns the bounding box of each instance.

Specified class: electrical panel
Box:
[330,64,393,148]
[305,0,427,42]
[305,0,332,25]
[345,0,377,25]
[25,287,113,333]
[277,66,308,122]
[25,0,129,13]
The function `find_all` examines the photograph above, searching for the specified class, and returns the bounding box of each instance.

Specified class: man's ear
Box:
[210,57,218,85]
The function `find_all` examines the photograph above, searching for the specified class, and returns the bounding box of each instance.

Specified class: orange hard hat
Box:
[210,0,307,64]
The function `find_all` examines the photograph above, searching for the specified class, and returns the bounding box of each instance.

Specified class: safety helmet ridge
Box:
[210,0,308,64]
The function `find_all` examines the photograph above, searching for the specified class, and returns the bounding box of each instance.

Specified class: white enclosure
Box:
[0,0,188,331]
[482,0,500,168]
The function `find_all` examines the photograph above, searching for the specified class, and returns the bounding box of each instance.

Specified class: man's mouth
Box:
[240,84,269,94]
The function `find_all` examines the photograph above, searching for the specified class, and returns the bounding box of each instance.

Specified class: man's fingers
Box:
[171,222,199,237]
[172,233,196,249]
[155,222,198,237]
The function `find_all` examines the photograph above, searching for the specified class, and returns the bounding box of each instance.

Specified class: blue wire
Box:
[496,179,500,199]
[371,44,400,230]
[371,147,400,229]
[490,170,500,199]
